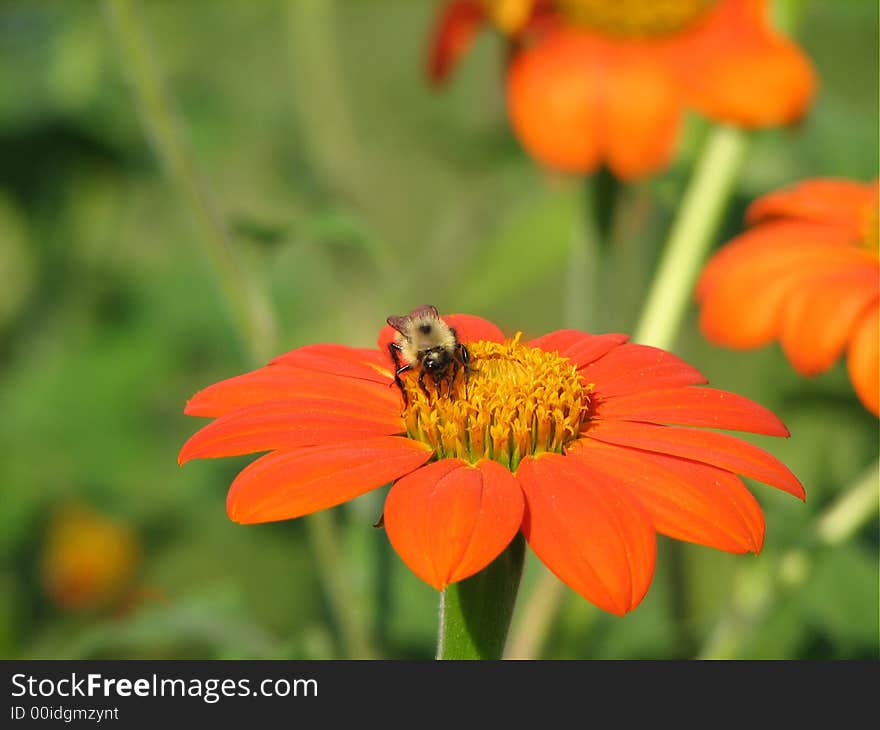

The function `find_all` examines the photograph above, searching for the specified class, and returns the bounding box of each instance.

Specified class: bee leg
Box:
[459,344,471,399]
[448,359,459,399]
[388,343,410,406]
[418,369,431,400]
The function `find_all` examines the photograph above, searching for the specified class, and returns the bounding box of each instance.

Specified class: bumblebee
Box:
[386,305,470,404]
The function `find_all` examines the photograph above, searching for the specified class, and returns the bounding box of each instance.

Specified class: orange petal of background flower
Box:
[584,420,805,500]
[779,267,879,375]
[667,0,815,126]
[847,307,880,416]
[506,30,603,173]
[226,437,433,524]
[376,313,506,352]
[582,343,707,397]
[178,398,405,464]
[527,330,629,367]
[184,366,400,418]
[517,453,656,616]
[426,0,485,85]
[568,439,764,554]
[602,53,682,180]
[270,344,393,384]
[383,459,524,590]
[596,386,789,436]
[697,220,860,300]
[746,178,878,232]
[697,223,872,349]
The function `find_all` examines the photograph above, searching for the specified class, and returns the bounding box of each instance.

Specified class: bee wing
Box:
[408,304,440,320]
[386,315,411,336]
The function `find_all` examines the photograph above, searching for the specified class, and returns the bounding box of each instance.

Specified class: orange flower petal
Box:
[696,222,872,349]
[582,343,707,398]
[426,0,486,85]
[667,0,815,126]
[517,453,656,615]
[226,437,433,524]
[568,439,764,554]
[602,53,682,180]
[376,313,506,352]
[779,267,880,375]
[847,307,880,416]
[584,420,805,500]
[184,366,400,418]
[270,344,393,384]
[179,398,405,465]
[697,220,860,301]
[746,178,878,232]
[506,30,603,173]
[383,459,524,590]
[527,330,629,367]
[596,386,789,436]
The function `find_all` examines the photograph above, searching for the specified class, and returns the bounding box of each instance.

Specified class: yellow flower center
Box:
[478,0,536,34]
[555,0,715,37]
[402,334,590,470]
[861,199,879,257]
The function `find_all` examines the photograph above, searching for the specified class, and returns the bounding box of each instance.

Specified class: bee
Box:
[386,305,470,404]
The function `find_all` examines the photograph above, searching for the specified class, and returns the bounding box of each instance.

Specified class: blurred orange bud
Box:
[40,505,141,612]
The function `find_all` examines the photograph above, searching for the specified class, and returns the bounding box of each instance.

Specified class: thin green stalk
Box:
[104,0,376,659]
[503,569,566,659]
[698,457,879,659]
[437,534,526,660]
[563,172,615,331]
[103,0,275,363]
[633,125,748,349]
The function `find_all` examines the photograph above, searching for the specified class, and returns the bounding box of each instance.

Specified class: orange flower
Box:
[697,178,880,416]
[428,0,815,179]
[179,313,803,615]
[41,505,141,612]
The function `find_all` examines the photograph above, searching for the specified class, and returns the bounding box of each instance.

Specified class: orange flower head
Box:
[41,505,141,612]
[697,178,880,416]
[180,312,804,615]
[428,0,815,179]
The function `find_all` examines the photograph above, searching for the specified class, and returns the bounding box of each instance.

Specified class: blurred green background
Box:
[0,0,876,660]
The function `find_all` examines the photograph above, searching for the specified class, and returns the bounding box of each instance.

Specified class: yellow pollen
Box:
[402,334,590,470]
[555,0,715,37]
[861,199,879,256]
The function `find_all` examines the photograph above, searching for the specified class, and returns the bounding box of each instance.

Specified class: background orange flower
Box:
[696,178,879,415]
[428,0,815,178]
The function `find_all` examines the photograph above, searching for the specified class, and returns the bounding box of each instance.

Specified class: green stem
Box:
[503,569,565,659]
[436,534,526,660]
[563,172,615,331]
[105,0,375,659]
[307,512,377,658]
[103,0,275,363]
[633,125,749,349]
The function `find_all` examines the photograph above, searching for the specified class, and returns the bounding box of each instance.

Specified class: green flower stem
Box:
[104,0,376,659]
[698,457,879,660]
[103,0,275,364]
[503,569,566,659]
[633,124,749,350]
[436,534,526,660]
[563,172,615,331]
